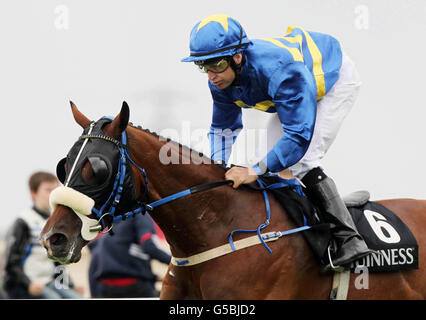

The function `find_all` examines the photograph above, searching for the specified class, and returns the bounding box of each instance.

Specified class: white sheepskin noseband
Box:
[49,186,100,241]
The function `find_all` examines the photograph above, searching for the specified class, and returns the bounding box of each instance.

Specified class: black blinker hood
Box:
[57,118,139,214]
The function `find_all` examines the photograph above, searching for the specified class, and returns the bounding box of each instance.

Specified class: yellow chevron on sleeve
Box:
[234,100,275,112]
[286,26,326,99]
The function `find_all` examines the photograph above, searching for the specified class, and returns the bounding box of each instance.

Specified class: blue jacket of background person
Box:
[88,214,171,286]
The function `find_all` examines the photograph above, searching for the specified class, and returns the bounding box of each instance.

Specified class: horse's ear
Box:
[106,101,130,138]
[70,101,91,129]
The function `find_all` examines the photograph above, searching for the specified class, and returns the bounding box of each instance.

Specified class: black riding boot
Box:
[302,167,374,272]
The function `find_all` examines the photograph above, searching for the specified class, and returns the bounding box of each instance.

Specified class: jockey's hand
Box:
[225,167,258,189]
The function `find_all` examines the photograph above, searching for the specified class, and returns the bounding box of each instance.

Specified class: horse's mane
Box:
[128,122,210,163]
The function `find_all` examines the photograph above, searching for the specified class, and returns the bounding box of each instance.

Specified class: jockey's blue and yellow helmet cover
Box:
[181,14,252,62]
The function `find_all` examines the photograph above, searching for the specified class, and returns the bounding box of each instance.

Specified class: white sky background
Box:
[0,0,425,234]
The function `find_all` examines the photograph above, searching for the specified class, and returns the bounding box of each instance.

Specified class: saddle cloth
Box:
[348,201,418,272]
[256,175,419,272]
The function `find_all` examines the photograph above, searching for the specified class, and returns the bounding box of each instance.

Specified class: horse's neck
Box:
[127,127,233,256]
[127,126,222,195]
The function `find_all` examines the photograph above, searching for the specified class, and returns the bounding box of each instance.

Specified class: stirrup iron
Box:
[327,243,344,272]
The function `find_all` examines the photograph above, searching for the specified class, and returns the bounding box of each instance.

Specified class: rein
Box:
[53,121,236,238]
[79,128,234,231]
[52,120,313,264]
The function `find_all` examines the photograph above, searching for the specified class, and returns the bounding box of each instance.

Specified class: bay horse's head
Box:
[40,101,146,264]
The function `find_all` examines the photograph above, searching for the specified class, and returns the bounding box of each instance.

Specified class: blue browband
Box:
[82,122,311,254]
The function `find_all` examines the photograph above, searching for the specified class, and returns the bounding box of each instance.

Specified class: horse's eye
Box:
[83,156,109,185]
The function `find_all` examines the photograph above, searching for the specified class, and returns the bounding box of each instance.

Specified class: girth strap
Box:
[172,231,282,266]
[171,226,312,267]
[330,269,351,300]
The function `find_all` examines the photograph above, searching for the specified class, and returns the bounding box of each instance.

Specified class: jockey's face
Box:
[207,54,242,90]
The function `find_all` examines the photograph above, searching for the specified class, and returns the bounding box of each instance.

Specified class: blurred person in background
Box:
[2,171,84,299]
[88,213,171,298]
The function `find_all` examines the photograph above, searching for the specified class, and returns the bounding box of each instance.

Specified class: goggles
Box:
[195,57,231,73]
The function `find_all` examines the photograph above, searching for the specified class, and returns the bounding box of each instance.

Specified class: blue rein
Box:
[82,129,231,226]
[83,125,311,254]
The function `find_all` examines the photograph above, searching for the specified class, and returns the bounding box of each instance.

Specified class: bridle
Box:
[49,116,315,264]
[50,118,232,241]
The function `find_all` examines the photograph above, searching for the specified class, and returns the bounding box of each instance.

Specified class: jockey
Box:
[182,14,374,271]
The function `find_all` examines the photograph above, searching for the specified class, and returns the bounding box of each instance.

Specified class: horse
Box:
[40,101,426,299]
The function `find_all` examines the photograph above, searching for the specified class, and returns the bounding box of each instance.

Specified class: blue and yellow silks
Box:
[208,26,342,173]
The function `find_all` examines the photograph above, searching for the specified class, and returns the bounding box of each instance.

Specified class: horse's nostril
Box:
[49,233,68,247]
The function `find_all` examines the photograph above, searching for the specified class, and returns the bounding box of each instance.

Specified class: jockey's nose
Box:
[208,70,217,81]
